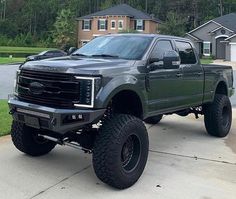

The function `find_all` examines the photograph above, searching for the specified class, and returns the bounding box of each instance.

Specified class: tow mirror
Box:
[163,50,180,69]
[68,47,77,55]
[148,58,164,71]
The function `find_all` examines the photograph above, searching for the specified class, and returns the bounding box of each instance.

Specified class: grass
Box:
[0,57,25,64]
[200,58,213,64]
[0,46,55,54]
[0,100,12,137]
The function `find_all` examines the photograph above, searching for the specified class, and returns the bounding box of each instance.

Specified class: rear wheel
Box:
[204,94,232,137]
[11,121,56,156]
[144,115,163,125]
[93,114,149,189]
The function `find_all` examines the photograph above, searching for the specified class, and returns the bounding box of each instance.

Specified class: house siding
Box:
[187,21,236,60]
[191,22,219,57]
[226,43,231,61]
[230,37,236,42]
[191,22,220,41]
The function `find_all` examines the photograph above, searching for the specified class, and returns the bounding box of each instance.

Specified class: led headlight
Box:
[14,70,21,95]
[74,76,101,108]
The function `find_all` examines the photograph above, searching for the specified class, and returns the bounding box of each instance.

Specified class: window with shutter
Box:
[83,20,91,31]
[136,19,144,31]
[98,19,106,31]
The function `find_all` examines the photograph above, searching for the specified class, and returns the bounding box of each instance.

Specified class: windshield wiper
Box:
[91,54,119,58]
[71,53,89,57]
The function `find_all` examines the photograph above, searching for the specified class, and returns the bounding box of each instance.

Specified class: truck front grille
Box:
[17,69,83,108]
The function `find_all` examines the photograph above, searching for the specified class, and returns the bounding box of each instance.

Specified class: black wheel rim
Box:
[222,106,230,127]
[121,135,141,172]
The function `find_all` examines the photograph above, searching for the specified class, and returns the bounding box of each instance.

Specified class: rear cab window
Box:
[175,41,197,64]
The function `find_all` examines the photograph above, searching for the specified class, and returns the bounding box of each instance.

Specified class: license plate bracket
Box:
[25,115,40,129]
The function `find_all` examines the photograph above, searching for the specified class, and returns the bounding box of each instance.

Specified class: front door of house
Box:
[216,37,226,59]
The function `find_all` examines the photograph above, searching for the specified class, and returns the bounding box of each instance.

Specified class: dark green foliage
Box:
[0,0,236,47]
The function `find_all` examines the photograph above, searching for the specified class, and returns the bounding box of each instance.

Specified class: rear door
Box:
[175,40,204,106]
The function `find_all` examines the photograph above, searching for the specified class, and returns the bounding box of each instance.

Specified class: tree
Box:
[159,11,186,36]
[53,9,76,49]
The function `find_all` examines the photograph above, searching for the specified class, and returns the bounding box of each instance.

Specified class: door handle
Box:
[176,73,183,78]
[196,72,203,76]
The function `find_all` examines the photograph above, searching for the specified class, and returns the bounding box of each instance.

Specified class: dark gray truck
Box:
[8,34,234,189]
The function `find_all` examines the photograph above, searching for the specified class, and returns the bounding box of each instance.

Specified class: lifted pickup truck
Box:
[9,34,234,189]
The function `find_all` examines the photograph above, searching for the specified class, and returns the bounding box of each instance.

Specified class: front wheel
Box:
[93,114,149,189]
[204,94,232,137]
[11,121,56,156]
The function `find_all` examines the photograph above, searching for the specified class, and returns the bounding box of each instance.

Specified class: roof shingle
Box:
[77,4,161,23]
[213,13,236,32]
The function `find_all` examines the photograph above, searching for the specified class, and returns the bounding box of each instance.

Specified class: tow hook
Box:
[9,109,16,115]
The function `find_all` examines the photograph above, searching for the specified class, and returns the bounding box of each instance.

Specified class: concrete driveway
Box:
[0,111,236,199]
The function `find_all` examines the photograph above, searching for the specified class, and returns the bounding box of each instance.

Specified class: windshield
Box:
[73,35,154,60]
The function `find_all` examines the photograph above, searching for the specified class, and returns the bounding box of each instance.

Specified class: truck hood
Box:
[20,56,135,76]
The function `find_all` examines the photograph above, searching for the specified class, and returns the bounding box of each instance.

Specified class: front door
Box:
[216,37,226,59]
[147,39,184,114]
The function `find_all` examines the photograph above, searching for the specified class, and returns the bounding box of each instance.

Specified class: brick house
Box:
[76,4,161,47]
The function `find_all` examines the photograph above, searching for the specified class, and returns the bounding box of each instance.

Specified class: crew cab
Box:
[8,34,234,189]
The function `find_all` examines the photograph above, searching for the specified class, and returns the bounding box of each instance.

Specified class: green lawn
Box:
[0,100,12,137]
[0,57,25,64]
[200,58,213,64]
[0,46,55,54]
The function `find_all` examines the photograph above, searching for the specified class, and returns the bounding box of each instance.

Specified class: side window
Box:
[175,41,196,64]
[151,40,173,60]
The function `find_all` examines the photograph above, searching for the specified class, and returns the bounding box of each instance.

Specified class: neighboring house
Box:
[186,13,236,62]
[76,4,161,47]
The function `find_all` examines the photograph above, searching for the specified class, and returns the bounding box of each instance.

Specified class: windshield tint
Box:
[74,36,154,60]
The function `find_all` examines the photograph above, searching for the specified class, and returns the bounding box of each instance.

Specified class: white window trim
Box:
[136,19,144,32]
[215,35,229,39]
[118,20,124,30]
[203,41,211,56]
[111,20,116,30]
[83,20,91,31]
[99,19,106,31]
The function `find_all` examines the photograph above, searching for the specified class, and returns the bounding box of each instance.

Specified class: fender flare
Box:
[95,75,148,115]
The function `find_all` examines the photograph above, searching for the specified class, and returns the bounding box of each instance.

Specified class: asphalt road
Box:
[0,64,20,99]
[0,111,235,199]
[0,64,235,106]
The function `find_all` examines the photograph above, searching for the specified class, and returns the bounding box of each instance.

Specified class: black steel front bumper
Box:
[8,96,106,134]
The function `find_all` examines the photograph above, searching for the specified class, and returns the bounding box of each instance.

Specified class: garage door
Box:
[231,44,236,62]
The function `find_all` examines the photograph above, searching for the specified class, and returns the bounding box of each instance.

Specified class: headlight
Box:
[14,70,20,95]
[74,76,101,108]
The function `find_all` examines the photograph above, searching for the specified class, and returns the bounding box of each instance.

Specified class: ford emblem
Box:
[29,82,44,95]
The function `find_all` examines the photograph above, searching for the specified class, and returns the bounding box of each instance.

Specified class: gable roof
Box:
[213,13,236,32]
[77,4,161,23]
[188,13,236,34]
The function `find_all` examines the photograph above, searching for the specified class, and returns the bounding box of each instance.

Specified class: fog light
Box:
[63,114,84,124]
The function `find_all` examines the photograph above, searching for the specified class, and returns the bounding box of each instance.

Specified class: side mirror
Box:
[163,50,180,69]
[148,57,164,71]
[149,57,159,64]
[68,47,77,55]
